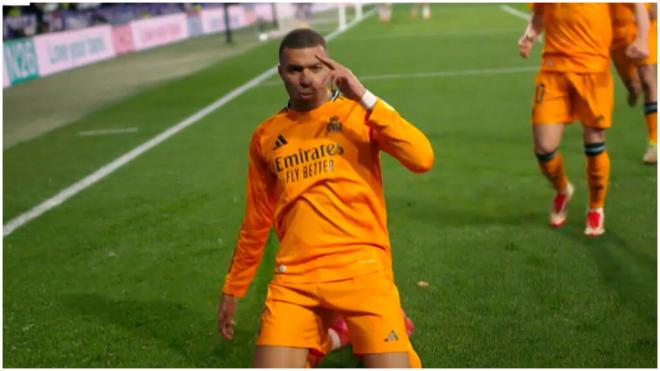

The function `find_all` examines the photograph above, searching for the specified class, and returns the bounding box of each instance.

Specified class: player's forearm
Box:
[223,228,270,298]
[633,3,650,43]
[367,99,434,173]
[223,169,274,298]
[523,9,544,42]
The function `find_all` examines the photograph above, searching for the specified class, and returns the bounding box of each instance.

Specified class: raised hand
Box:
[316,54,366,102]
[518,34,534,59]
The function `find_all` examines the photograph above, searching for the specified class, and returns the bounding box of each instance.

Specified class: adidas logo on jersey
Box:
[384,330,399,342]
[273,134,288,150]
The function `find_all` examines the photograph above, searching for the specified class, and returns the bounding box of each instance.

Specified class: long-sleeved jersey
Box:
[534,3,613,73]
[223,92,434,298]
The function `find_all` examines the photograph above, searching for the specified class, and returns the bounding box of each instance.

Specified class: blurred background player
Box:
[379,3,392,23]
[611,3,657,164]
[410,3,431,20]
[518,4,649,236]
[294,3,313,28]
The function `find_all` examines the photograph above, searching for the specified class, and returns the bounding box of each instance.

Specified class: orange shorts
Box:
[256,270,410,355]
[531,71,613,128]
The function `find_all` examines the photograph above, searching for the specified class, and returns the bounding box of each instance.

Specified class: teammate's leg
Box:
[531,72,575,227]
[571,70,613,236]
[639,63,657,163]
[583,126,609,236]
[533,124,573,227]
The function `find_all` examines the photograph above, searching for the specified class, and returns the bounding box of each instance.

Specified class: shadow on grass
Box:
[387,193,540,228]
[61,293,365,368]
[562,227,656,322]
[61,294,252,367]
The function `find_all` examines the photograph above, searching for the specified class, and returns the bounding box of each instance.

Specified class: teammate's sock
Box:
[644,102,657,144]
[585,143,610,209]
[536,150,568,192]
[328,316,351,350]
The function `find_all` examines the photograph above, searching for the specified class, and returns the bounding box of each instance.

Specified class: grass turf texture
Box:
[3,4,656,367]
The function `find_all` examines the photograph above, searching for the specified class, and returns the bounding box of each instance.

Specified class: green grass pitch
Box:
[3,4,656,367]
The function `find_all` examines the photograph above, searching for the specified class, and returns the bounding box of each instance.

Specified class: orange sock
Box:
[536,151,568,192]
[644,102,657,144]
[585,144,610,209]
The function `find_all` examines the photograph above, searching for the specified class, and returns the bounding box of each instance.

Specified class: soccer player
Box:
[611,3,657,163]
[411,4,431,20]
[518,4,649,236]
[379,3,393,23]
[217,28,434,367]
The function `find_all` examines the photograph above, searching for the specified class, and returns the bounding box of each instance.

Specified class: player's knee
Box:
[584,142,606,156]
[535,149,557,162]
[534,144,558,160]
[583,127,606,144]
[645,101,658,115]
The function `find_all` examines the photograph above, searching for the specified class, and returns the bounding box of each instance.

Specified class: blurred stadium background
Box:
[3,2,657,367]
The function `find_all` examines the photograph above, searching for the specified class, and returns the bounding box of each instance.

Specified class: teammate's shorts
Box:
[531,71,613,128]
[256,270,411,355]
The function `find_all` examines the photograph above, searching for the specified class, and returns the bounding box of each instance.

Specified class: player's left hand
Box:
[316,54,366,102]
[626,39,649,60]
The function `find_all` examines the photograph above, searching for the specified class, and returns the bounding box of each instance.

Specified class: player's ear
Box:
[277,63,284,78]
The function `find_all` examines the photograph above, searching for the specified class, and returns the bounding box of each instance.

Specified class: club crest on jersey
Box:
[326,116,342,134]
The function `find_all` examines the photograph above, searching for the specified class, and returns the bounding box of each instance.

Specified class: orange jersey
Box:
[612,3,636,43]
[611,3,657,64]
[535,3,613,73]
[223,93,434,298]
[611,3,652,45]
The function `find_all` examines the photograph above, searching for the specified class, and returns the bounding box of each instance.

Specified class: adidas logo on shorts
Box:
[384,330,399,342]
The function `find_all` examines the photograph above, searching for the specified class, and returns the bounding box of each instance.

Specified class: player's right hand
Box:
[218,294,237,340]
[626,39,649,60]
[518,35,534,59]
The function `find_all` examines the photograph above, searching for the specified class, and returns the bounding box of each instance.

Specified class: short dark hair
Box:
[278,28,326,55]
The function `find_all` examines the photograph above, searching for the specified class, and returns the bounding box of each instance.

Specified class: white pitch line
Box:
[499,5,530,21]
[259,66,538,87]
[3,8,377,237]
[78,127,139,137]
[499,5,543,41]
[339,29,520,41]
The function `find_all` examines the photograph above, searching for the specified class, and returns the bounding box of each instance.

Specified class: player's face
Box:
[279,45,331,110]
